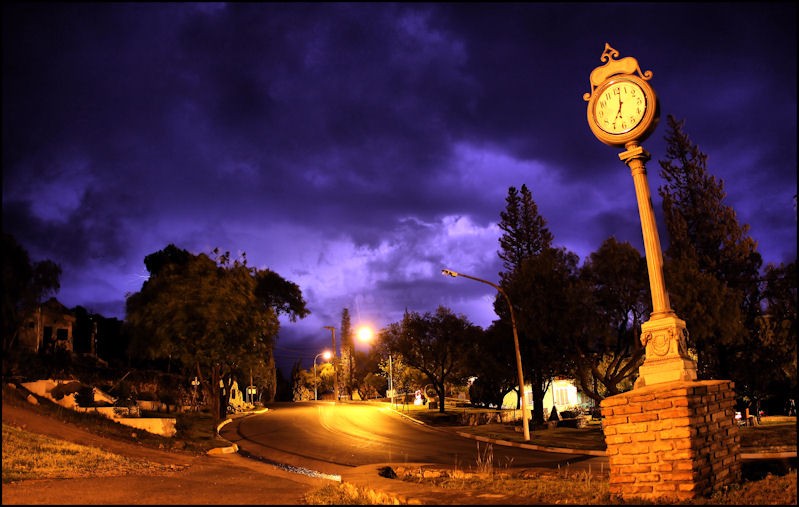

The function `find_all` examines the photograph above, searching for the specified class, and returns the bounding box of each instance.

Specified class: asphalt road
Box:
[220,401,605,478]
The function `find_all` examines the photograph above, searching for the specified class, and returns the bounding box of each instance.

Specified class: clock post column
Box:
[619,142,696,388]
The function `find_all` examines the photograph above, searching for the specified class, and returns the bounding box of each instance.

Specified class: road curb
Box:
[207,407,268,456]
[452,430,609,457]
[740,451,797,460]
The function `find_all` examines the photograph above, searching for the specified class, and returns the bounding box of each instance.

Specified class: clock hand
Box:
[613,95,623,128]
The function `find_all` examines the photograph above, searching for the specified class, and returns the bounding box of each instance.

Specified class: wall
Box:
[22,379,177,438]
[600,379,740,501]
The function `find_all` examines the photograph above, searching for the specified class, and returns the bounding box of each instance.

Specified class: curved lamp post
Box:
[313,351,332,401]
[442,268,530,441]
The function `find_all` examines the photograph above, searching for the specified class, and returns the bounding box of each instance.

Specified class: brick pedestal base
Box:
[600,380,741,501]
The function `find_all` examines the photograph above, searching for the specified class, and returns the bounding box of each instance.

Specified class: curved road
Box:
[220,401,602,478]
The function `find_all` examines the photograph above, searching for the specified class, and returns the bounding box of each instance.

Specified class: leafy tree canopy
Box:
[2,233,62,356]
[380,306,480,413]
[573,237,648,401]
[125,244,309,417]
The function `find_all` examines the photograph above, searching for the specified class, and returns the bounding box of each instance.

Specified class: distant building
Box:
[502,376,592,415]
[18,297,75,354]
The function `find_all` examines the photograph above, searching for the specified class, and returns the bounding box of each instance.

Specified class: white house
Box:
[501,377,592,417]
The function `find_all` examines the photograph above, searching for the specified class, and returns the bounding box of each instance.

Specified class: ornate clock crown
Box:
[583,43,654,102]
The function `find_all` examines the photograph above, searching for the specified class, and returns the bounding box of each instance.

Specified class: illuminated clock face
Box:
[594,80,647,135]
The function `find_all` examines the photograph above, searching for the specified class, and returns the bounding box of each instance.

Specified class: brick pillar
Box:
[600,380,741,501]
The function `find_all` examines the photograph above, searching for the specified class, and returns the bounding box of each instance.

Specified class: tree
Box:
[506,246,583,424]
[125,244,308,422]
[573,237,649,402]
[496,184,577,425]
[744,261,797,410]
[380,306,479,413]
[465,322,518,409]
[352,347,382,400]
[658,115,763,381]
[2,233,61,360]
[498,185,553,284]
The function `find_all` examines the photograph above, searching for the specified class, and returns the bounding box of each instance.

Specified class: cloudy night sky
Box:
[3,3,796,372]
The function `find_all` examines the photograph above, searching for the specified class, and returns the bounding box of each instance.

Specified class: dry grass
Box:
[2,423,181,483]
[404,466,610,504]
[389,441,798,505]
[308,461,796,505]
[396,467,797,505]
[303,435,797,506]
[303,482,400,505]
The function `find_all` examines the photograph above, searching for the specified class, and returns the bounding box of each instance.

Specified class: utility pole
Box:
[324,326,339,401]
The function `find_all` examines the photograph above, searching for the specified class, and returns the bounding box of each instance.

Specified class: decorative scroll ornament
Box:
[640,331,652,348]
[583,43,653,102]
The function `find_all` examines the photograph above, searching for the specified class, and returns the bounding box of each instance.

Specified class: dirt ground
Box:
[2,400,334,505]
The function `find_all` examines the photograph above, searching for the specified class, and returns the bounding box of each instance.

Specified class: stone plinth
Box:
[600,380,740,501]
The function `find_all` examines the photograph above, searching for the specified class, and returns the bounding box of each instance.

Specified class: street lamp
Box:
[313,351,332,401]
[323,326,339,402]
[441,268,531,441]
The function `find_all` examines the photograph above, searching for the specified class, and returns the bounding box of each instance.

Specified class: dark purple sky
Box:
[3,3,796,371]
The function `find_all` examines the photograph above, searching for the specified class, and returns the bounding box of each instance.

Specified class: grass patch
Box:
[405,466,609,504]
[2,423,180,483]
[396,467,797,505]
[303,482,399,505]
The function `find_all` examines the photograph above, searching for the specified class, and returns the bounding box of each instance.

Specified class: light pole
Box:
[323,326,339,402]
[442,268,531,441]
[388,353,393,406]
[313,351,331,401]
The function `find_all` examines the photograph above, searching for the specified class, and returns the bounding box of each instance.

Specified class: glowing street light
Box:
[356,325,373,343]
[441,268,531,441]
[313,350,332,401]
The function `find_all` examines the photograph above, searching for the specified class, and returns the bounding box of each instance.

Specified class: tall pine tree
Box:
[496,184,574,425]
[658,115,763,381]
[498,185,553,284]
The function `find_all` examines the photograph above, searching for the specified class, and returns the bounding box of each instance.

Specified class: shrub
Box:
[74,385,95,407]
[50,381,82,401]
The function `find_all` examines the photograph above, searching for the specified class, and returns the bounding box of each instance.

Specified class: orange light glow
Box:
[356,326,373,343]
